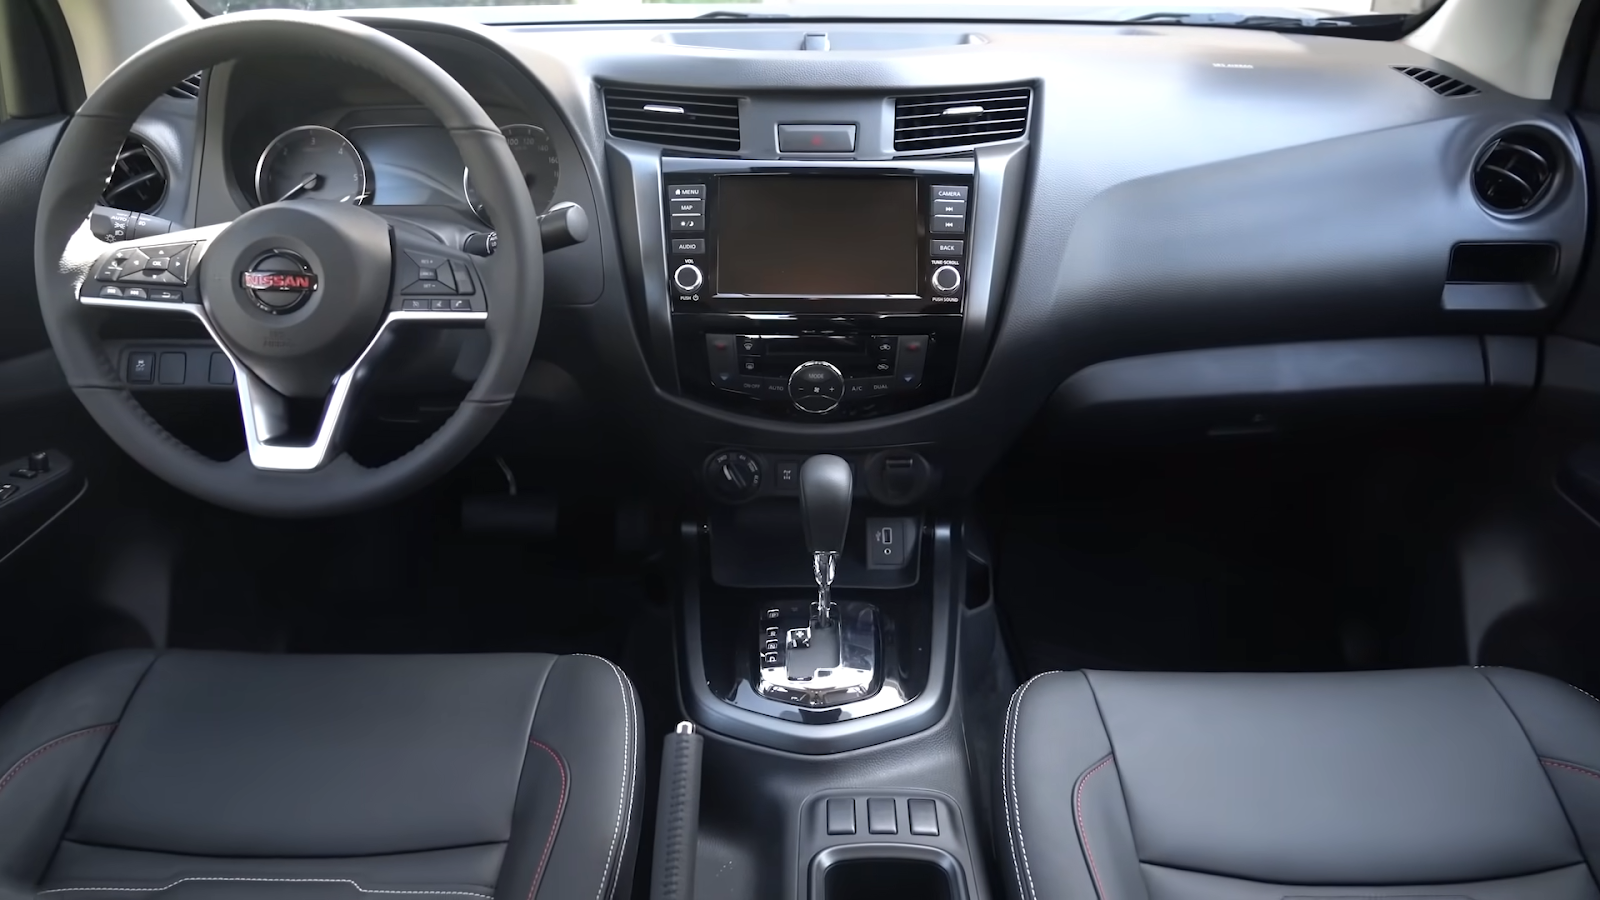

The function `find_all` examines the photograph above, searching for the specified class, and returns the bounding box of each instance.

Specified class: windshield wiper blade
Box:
[1123,11,1408,29]
[694,9,792,18]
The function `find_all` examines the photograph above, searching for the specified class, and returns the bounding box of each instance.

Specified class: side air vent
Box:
[893,86,1031,152]
[1474,129,1562,214]
[1393,65,1480,98]
[604,88,740,152]
[102,136,166,214]
[166,72,202,100]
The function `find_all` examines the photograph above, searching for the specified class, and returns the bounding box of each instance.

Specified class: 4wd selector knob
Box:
[931,264,962,294]
[673,263,704,294]
[788,361,845,413]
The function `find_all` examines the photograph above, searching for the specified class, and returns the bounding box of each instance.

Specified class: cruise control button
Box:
[450,260,475,294]
[405,279,454,295]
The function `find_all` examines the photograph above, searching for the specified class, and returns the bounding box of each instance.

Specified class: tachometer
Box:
[254,125,369,206]
[463,124,559,223]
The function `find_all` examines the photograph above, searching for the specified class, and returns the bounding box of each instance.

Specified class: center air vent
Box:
[1474,129,1562,214]
[893,86,1031,152]
[1393,65,1480,98]
[604,88,740,153]
[102,136,166,214]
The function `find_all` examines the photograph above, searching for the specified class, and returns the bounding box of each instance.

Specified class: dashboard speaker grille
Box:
[1474,130,1562,214]
[893,86,1031,152]
[1393,66,1480,97]
[166,72,202,100]
[102,136,165,214]
[604,88,740,152]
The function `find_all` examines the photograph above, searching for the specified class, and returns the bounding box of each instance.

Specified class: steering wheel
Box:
[33,12,542,518]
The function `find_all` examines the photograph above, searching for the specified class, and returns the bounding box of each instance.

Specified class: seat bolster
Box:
[1482,667,1600,875]
[0,651,156,885]
[1001,671,1146,900]
[502,654,642,900]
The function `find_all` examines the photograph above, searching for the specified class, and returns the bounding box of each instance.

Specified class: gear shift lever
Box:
[800,454,852,627]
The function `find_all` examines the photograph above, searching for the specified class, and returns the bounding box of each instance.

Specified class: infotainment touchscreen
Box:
[715,176,919,298]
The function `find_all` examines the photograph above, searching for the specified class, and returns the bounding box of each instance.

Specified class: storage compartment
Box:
[810,845,966,900]
[825,860,954,900]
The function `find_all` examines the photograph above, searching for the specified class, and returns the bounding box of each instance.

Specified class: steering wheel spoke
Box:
[77,224,225,313]
[387,227,489,318]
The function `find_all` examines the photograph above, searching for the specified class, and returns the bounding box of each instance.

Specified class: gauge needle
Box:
[277,173,323,202]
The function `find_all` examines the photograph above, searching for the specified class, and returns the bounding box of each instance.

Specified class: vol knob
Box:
[931,264,961,294]
[673,263,704,293]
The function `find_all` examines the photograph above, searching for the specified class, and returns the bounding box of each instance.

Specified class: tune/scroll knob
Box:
[673,263,704,294]
[931,264,962,294]
[788,361,845,414]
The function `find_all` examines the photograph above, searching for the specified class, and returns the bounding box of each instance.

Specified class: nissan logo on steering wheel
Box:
[240,249,318,314]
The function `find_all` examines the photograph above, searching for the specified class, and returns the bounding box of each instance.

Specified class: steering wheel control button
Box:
[240,249,318,314]
[99,285,124,299]
[148,289,184,302]
[125,287,148,300]
[449,261,476,294]
[789,361,845,413]
[126,352,155,384]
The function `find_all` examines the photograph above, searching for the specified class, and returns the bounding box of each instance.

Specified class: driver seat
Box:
[0,651,641,900]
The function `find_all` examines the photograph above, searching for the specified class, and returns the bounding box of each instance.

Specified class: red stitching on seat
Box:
[0,725,116,798]
[1074,755,1115,900]
[1543,758,1600,781]
[524,739,569,900]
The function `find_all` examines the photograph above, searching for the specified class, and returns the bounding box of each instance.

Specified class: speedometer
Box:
[255,125,368,206]
[463,124,559,223]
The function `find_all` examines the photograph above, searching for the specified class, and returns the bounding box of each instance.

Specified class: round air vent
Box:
[1473,129,1562,214]
[101,136,166,214]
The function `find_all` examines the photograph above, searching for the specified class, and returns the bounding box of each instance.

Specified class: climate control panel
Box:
[705,332,930,415]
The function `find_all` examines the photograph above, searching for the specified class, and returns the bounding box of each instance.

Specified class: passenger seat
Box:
[1000,668,1600,900]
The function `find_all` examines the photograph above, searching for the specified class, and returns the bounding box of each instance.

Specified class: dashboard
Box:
[112,14,1589,500]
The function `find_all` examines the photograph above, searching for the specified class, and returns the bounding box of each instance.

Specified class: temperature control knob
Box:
[673,263,704,294]
[788,361,845,414]
[931,264,962,295]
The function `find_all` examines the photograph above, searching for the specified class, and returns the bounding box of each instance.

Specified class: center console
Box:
[663,159,974,418]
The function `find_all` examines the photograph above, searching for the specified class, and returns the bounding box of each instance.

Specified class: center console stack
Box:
[662,158,977,419]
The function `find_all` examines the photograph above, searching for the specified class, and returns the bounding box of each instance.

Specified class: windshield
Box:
[194,0,1448,28]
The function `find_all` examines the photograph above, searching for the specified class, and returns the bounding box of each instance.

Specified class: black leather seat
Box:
[1000,668,1600,900]
[0,651,642,900]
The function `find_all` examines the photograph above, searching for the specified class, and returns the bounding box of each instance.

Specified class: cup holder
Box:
[810,844,966,900]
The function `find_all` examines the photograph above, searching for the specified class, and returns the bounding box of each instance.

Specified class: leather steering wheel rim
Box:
[32,12,542,518]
